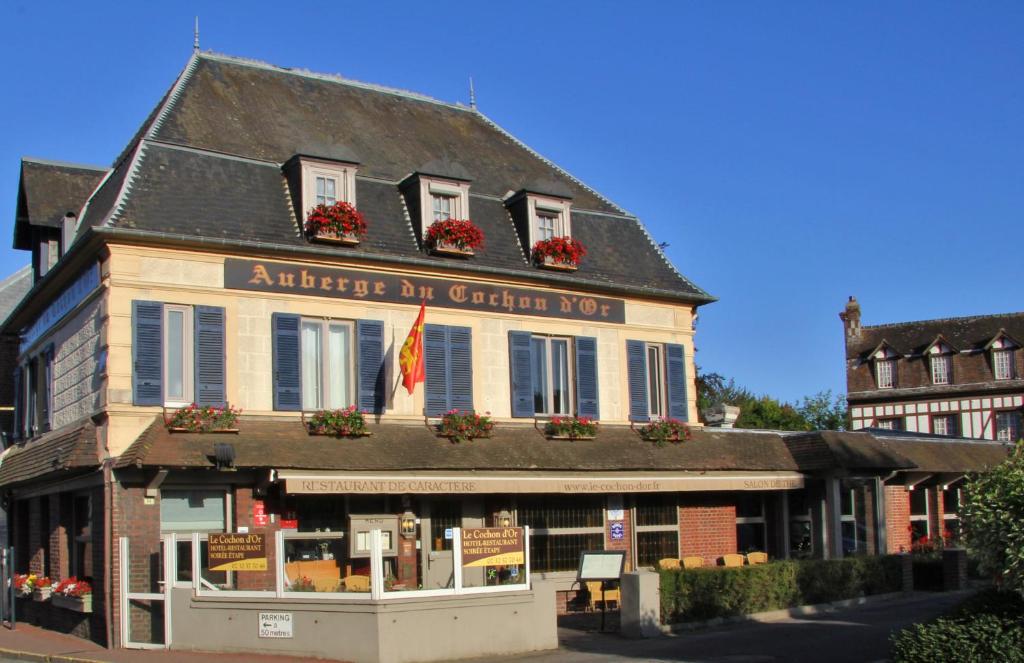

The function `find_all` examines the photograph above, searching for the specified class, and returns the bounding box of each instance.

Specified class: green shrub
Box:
[660,556,902,623]
[890,589,1024,662]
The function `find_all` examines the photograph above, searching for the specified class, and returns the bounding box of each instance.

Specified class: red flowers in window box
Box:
[437,409,494,443]
[532,236,586,271]
[305,201,368,245]
[639,417,692,447]
[166,404,241,433]
[426,219,484,256]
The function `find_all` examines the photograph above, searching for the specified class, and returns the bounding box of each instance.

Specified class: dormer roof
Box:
[846,311,1024,361]
[983,329,1021,351]
[13,158,107,249]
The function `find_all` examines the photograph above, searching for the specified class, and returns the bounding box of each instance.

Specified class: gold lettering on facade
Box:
[300,270,316,289]
[320,276,334,291]
[374,281,386,295]
[401,279,415,298]
[600,304,610,317]
[418,286,434,300]
[518,296,532,310]
[248,264,273,286]
[449,285,468,303]
[278,272,295,287]
[336,277,349,292]
[534,297,548,311]
[560,296,574,313]
[501,290,515,312]
[353,280,369,297]
[472,291,485,304]
[579,298,598,316]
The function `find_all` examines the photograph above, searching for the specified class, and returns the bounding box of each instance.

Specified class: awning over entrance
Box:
[278,470,807,494]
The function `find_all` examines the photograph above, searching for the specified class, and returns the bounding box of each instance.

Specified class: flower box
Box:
[32,587,52,601]
[436,410,494,443]
[165,404,241,433]
[425,219,484,257]
[52,593,92,613]
[432,241,475,257]
[310,231,361,246]
[638,417,692,447]
[543,416,598,440]
[305,407,372,437]
[540,255,578,272]
[532,236,586,270]
[305,202,367,245]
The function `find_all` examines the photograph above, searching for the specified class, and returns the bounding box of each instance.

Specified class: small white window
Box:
[164,305,194,406]
[530,336,573,415]
[647,344,665,417]
[876,417,901,430]
[932,414,955,436]
[996,411,1020,442]
[876,359,896,389]
[300,159,357,214]
[300,318,354,411]
[417,177,470,237]
[930,355,951,385]
[993,349,1014,380]
[431,192,457,223]
[528,196,572,245]
[315,175,338,206]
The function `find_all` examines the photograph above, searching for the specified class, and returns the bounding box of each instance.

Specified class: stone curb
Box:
[662,589,975,633]
[0,646,100,663]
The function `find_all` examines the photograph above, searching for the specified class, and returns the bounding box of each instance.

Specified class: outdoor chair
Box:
[746,552,768,565]
[586,580,620,611]
[720,554,745,567]
[682,556,705,569]
[658,558,681,570]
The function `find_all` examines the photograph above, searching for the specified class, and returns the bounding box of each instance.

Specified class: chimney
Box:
[839,296,861,343]
[703,404,741,429]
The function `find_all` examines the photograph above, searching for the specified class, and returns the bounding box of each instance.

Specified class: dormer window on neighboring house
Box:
[876,359,896,389]
[988,335,1018,381]
[930,355,951,385]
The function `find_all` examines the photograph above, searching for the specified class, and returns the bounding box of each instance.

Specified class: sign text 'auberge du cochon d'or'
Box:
[224,258,626,323]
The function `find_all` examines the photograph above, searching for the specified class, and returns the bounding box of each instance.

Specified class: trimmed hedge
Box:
[659,555,903,623]
[890,589,1024,662]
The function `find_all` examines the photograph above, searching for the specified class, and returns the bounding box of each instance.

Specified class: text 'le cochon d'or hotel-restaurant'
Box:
[0,51,1010,650]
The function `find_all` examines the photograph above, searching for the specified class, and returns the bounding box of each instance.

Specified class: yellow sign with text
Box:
[461,527,525,568]
[208,533,268,572]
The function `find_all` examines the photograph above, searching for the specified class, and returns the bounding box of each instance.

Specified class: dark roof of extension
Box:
[0,266,32,328]
[14,158,108,249]
[0,422,99,488]
[116,420,799,473]
[846,311,1024,361]
[71,52,712,304]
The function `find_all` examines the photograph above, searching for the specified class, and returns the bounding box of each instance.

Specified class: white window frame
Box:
[995,410,1020,442]
[301,158,357,215]
[163,304,194,407]
[993,349,1014,380]
[160,486,233,590]
[931,414,956,437]
[930,354,951,385]
[909,487,929,539]
[417,176,470,238]
[530,335,574,416]
[875,359,896,389]
[646,343,666,418]
[300,318,356,411]
[875,417,901,430]
[735,494,767,553]
[527,195,572,245]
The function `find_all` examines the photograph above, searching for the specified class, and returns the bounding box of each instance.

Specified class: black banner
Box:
[224,258,625,323]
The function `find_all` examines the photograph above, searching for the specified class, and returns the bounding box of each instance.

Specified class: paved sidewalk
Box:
[0,622,333,663]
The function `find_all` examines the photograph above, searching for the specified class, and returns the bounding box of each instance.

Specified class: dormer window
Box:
[304,161,356,213]
[528,195,572,245]
[994,349,1014,380]
[930,355,951,385]
[431,190,459,223]
[876,359,896,389]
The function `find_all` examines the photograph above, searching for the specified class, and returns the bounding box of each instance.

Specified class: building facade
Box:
[841,296,1024,441]
[0,53,1009,655]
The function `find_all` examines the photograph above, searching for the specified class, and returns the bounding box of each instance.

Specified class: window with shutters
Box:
[164,305,194,406]
[424,324,473,416]
[509,332,598,419]
[300,318,354,411]
[626,340,688,423]
[272,314,385,414]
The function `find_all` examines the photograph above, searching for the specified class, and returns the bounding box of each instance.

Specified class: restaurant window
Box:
[509,332,598,419]
[875,417,901,431]
[787,490,814,559]
[635,494,679,567]
[160,489,229,587]
[909,488,929,544]
[300,318,354,411]
[517,495,604,573]
[942,487,961,545]
[626,340,689,422]
[839,482,865,556]
[736,494,766,553]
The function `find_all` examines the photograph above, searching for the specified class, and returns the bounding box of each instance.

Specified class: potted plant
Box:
[305,201,368,245]
[437,409,494,443]
[286,576,317,592]
[166,404,241,433]
[639,417,692,447]
[544,416,598,440]
[305,406,371,437]
[32,576,52,601]
[425,219,484,257]
[52,577,92,613]
[532,236,587,271]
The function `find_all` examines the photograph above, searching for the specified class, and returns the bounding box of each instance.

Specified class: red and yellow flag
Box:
[399,301,426,394]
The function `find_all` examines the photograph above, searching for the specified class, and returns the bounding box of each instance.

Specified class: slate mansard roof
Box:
[846,311,1024,361]
[68,52,712,304]
[14,158,108,249]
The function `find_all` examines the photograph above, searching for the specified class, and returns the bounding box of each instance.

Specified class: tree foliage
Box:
[961,442,1024,596]
[696,367,848,431]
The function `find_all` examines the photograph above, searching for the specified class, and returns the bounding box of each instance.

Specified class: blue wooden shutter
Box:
[508,331,534,418]
[575,336,600,419]
[194,306,226,406]
[41,345,54,433]
[272,313,302,411]
[132,301,164,406]
[357,319,385,414]
[626,339,649,422]
[448,326,473,412]
[666,343,689,421]
[423,324,449,416]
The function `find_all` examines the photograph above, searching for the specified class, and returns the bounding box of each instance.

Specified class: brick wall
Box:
[884,485,911,553]
[28,497,45,575]
[110,481,163,648]
[47,493,67,579]
[678,495,736,565]
[233,486,280,591]
[847,347,1024,394]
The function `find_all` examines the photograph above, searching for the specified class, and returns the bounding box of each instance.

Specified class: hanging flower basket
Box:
[306,201,367,245]
[543,416,598,440]
[426,219,484,257]
[165,404,241,433]
[304,406,372,437]
[638,417,692,447]
[437,409,494,443]
[532,237,586,271]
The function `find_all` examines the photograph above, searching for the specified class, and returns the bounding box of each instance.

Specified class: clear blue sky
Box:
[2,1,1022,403]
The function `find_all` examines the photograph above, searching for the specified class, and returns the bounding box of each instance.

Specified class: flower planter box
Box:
[167,427,239,434]
[547,434,596,441]
[52,594,92,613]
[539,256,578,272]
[439,433,491,442]
[307,428,373,438]
[32,588,52,601]
[431,241,475,258]
[310,231,360,246]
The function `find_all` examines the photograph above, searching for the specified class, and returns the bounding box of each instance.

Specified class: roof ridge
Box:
[148,52,202,139]
[21,157,108,172]
[863,311,1024,331]
[198,51,475,113]
[105,142,149,227]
